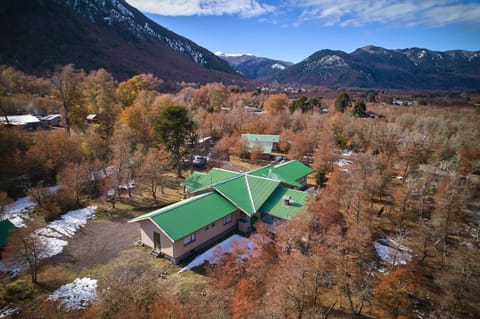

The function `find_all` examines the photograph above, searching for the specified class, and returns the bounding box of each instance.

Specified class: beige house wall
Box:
[139,219,174,257]
[172,210,240,260]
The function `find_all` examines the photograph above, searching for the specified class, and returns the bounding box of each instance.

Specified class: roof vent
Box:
[283,195,291,206]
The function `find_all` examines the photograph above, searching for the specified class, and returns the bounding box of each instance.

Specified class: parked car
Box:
[192,155,207,168]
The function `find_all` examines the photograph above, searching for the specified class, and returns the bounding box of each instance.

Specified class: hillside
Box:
[0,0,245,85]
[265,45,480,89]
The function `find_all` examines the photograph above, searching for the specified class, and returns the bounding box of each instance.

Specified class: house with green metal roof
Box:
[241,134,280,154]
[129,160,313,264]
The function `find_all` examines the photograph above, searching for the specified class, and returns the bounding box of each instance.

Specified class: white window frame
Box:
[223,214,233,225]
[183,233,196,246]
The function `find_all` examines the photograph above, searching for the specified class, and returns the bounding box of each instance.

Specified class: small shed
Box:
[40,114,62,128]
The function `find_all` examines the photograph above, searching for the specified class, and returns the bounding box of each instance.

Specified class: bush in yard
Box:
[4,279,35,302]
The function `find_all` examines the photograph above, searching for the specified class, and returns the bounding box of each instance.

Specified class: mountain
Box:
[216,53,293,80]
[0,0,244,85]
[265,45,480,89]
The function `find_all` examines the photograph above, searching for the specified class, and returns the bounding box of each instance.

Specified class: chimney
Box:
[283,195,291,206]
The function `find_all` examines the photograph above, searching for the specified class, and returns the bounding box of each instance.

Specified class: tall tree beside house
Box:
[154,105,196,177]
[335,92,351,113]
[137,147,170,202]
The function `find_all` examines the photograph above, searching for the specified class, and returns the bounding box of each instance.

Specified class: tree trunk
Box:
[176,159,182,177]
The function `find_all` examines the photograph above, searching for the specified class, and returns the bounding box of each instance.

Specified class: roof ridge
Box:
[246,173,279,183]
[247,163,272,174]
[211,167,241,174]
[274,160,297,168]
[244,175,256,213]
[129,192,213,222]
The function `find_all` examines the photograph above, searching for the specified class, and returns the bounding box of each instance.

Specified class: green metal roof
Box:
[182,169,241,192]
[214,175,280,216]
[249,160,313,187]
[0,219,15,248]
[259,187,308,220]
[130,160,313,241]
[130,192,237,241]
[241,134,280,154]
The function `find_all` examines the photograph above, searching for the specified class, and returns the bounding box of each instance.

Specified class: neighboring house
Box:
[129,160,313,264]
[241,134,280,155]
[0,219,15,258]
[40,114,62,128]
[0,114,41,130]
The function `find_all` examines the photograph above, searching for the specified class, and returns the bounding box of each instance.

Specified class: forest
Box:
[0,64,479,318]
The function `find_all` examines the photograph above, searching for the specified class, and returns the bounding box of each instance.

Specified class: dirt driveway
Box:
[52,214,139,273]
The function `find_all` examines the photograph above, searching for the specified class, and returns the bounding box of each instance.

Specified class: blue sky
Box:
[126,0,480,63]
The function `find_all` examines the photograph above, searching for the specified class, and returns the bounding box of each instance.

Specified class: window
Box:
[183,233,196,246]
[223,214,233,225]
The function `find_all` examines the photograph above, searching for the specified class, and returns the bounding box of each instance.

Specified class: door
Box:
[153,232,161,249]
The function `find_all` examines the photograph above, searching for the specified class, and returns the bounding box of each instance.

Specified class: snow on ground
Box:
[2,196,36,227]
[179,234,257,273]
[374,238,412,266]
[48,277,98,311]
[2,186,61,227]
[4,206,97,275]
[0,305,19,318]
[36,206,97,259]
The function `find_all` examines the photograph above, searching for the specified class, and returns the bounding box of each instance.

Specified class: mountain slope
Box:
[0,0,243,85]
[265,46,480,89]
[216,53,293,79]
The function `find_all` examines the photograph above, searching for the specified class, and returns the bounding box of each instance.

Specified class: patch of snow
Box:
[37,207,96,258]
[2,196,36,227]
[318,55,347,68]
[179,234,257,273]
[418,50,427,59]
[271,63,286,70]
[48,277,98,311]
[0,305,18,318]
[4,207,96,275]
[374,238,412,266]
[2,186,61,227]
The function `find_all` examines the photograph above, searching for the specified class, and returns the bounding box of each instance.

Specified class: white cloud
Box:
[125,0,275,17]
[293,0,480,27]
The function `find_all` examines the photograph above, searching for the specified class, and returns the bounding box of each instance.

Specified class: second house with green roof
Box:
[129,160,313,264]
